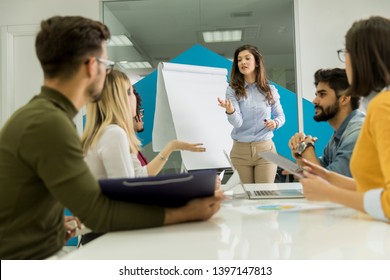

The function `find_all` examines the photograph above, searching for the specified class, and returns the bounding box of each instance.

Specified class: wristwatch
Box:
[295,141,314,157]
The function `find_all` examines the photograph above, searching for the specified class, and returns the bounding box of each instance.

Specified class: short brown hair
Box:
[35,16,110,79]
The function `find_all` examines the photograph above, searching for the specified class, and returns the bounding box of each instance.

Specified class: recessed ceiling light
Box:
[277,26,287,34]
[230,11,252,18]
[119,61,152,69]
[202,30,242,43]
[107,35,133,46]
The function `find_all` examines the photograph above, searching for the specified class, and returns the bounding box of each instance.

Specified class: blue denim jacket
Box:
[319,109,365,177]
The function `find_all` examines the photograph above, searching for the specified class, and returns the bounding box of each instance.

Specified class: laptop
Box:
[222,150,304,199]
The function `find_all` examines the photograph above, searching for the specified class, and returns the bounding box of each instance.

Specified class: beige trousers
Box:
[231,140,277,184]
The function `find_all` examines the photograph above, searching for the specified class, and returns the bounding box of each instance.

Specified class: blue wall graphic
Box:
[134,44,333,160]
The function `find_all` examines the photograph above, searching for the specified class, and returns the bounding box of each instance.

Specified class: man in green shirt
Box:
[0,16,222,259]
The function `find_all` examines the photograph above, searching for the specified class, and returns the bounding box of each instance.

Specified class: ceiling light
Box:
[107,35,133,46]
[277,26,287,34]
[202,30,242,43]
[230,11,253,18]
[118,61,152,69]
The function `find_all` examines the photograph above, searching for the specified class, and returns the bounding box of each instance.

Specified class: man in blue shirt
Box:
[288,68,365,177]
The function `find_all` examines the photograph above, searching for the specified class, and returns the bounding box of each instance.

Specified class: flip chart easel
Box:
[153,62,232,170]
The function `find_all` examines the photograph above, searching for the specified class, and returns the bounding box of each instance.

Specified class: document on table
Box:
[228,202,342,215]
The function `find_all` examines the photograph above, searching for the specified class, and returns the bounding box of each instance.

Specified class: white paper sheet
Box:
[153,62,233,170]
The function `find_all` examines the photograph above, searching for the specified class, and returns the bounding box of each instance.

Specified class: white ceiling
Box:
[103,0,295,87]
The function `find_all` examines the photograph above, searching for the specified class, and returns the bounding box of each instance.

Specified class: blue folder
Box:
[99,170,216,207]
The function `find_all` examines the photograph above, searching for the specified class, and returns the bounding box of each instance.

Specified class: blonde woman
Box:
[81,70,206,179]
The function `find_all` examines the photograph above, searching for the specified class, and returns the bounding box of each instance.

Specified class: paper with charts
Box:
[228,202,342,215]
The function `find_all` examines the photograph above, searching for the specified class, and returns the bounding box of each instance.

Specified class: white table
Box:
[63,183,390,260]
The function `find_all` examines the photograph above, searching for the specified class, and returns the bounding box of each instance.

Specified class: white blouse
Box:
[85,124,148,179]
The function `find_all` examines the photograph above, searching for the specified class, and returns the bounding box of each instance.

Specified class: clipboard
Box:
[99,169,216,208]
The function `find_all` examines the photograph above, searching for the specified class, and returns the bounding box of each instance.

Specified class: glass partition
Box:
[102,0,295,91]
[101,0,297,173]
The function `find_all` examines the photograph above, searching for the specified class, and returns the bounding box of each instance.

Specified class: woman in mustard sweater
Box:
[299,16,390,221]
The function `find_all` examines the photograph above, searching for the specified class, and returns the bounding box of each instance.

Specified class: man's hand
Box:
[164,178,225,225]
[64,216,82,242]
[288,132,317,159]
[164,195,223,225]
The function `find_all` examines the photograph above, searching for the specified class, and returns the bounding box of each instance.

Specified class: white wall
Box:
[295,0,390,102]
[0,0,100,26]
[0,0,101,132]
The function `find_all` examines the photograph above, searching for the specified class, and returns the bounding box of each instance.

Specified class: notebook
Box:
[223,150,304,199]
[99,169,216,207]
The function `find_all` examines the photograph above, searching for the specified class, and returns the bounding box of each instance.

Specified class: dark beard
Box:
[89,67,105,103]
[313,102,339,122]
[90,91,103,103]
[136,128,145,133]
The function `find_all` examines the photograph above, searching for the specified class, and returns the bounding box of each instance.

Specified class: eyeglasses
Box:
[337,49,348,63]
[95,57,115,74]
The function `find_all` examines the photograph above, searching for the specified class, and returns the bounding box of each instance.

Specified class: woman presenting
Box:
[218,44,285,183]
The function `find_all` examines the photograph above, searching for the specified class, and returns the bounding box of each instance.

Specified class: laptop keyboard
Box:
[250,190,279,196]
[247,189,303,197]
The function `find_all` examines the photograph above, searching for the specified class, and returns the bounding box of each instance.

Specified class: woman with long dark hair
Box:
[300,16,390,221]
[218,44,285,183]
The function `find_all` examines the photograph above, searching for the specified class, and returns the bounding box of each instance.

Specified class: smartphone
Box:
[65,219,78,231]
